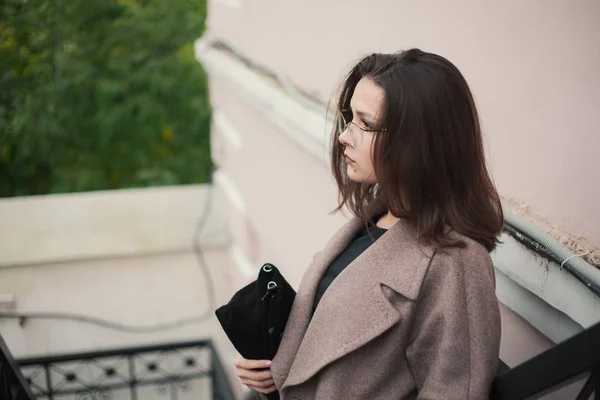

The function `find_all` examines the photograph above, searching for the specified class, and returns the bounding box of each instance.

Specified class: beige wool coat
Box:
[266,204,501,400]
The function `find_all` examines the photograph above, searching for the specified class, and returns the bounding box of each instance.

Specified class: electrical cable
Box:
[0,185,217,333]
[502,207,600,297]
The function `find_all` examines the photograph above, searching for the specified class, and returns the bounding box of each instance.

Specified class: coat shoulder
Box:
[425,232,496,289]
[437,230,493,266]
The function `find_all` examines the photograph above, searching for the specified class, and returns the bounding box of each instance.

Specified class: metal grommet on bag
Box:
[267,281,278,290]
[262,264,273,273]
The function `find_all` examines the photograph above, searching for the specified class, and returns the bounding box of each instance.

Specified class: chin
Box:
[346,165,365,183]
[347,165,377,184]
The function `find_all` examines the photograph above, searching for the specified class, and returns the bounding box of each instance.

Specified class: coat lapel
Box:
[270,214,363,389]
[271,204,435,394]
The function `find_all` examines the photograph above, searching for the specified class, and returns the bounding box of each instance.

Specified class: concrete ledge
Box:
[0,185,229,267]
[493,233,600,342]
[195,36,332,164]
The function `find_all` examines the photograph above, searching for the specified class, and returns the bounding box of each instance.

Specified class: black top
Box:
[312,221,388,313]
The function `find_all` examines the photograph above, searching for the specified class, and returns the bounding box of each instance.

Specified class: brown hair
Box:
[331,49,503,252]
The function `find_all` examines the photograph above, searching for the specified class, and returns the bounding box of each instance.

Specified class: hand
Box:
[234,354,277,394]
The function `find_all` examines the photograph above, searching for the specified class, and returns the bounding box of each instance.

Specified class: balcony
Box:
[1,335,234,399]
[0,185,245,399]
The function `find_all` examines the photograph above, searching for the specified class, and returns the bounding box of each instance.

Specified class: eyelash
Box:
[348,109,373,129]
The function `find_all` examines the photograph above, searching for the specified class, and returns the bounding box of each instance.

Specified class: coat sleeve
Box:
[405,245,501,400]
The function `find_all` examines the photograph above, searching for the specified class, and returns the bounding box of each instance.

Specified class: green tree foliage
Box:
[0,0,211,197]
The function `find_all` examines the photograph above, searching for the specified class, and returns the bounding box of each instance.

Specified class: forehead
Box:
[350,78,385,119]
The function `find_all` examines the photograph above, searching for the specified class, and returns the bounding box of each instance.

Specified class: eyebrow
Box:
[356,109,376,122]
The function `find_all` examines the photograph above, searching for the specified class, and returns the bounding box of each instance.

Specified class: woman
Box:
[235,48,503,399]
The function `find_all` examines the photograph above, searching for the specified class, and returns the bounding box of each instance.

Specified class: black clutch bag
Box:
[215,263,296,399]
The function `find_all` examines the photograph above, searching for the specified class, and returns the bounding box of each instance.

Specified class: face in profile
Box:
[338,77,385,185]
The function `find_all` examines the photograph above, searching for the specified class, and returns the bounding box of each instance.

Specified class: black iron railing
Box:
[491,321,600,399]
[1,335,235,400]
[1,335,36,400]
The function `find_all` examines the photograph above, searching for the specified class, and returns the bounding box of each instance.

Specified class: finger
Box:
[237,368,273,381]
[250,384,277,394]
[241,377,274,388]
[234,357,272,370]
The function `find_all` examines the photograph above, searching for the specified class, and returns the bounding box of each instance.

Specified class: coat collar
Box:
[271,201,435,393]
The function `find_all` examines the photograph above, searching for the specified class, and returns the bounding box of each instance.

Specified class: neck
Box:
[376,210,400,229]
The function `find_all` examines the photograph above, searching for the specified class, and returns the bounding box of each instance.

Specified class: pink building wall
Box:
[211,82,346,287]
[209,0,600,248]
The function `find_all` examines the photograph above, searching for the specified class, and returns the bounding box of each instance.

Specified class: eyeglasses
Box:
[338,109,386,148]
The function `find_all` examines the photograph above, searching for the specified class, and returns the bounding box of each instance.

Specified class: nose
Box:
[338,127,352,148]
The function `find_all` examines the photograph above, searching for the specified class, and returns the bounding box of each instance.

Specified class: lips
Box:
[344,154,356,164]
